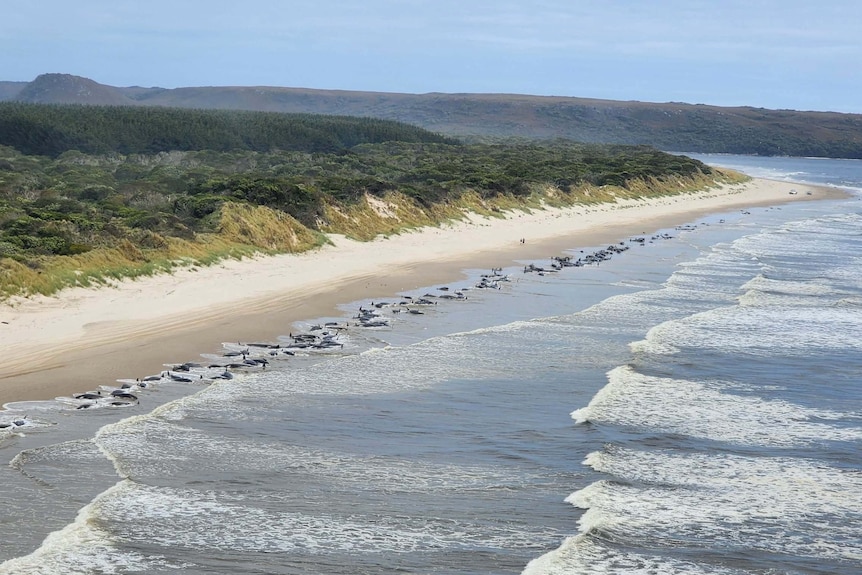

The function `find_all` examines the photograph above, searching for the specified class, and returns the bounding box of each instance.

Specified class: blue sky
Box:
[3,0,861,113]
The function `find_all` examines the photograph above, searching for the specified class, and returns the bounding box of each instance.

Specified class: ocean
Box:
[1,154,860,574]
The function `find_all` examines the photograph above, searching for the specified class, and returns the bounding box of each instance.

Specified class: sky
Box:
[3,0,861,113]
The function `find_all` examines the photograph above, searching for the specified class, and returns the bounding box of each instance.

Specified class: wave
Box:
[523,442,862,573]
[564,447,862,560]
[573,365,860,447]
[522,532,750,575]
[0,480,184,575]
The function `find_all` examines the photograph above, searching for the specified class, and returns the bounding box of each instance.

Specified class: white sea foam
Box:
[1,400,63,413]
[739,273,841,301]
[573,365,860,446]
[95,415,540,492]
[90,482,557,556]
[522,533,749,575]
[0,481,188,575]
[10,439,109,474]
[566,447,862,563]
[634,302,862,358]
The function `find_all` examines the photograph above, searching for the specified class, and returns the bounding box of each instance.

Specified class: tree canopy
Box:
[0,139,715,261]
[0,102,457,157]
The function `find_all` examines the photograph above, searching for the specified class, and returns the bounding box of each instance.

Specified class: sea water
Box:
[0,155,859,574]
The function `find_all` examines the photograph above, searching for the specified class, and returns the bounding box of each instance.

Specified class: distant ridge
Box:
[13,73,138,106]
[5,73,862,157]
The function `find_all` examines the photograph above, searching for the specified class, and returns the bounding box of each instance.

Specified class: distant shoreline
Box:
[0,178,845,405]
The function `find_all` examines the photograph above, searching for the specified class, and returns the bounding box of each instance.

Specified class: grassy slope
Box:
[0,168,746,300]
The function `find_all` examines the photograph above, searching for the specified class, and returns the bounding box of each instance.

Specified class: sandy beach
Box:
[0,178,843,405]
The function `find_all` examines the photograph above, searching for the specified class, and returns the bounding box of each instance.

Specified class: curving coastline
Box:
[0,177,844,405]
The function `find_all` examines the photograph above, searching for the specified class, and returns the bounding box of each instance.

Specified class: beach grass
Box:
[0,169,745,301]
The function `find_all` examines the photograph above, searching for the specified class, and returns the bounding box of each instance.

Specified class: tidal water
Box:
[1,154,860,574]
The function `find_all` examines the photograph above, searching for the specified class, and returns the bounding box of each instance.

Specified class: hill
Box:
[11,73,137,106]
[4,74,862,158]
[0,102,457,157]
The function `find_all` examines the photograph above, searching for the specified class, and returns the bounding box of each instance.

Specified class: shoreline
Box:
[0,178,846,405]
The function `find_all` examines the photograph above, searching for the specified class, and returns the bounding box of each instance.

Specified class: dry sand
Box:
[0,178,844,405]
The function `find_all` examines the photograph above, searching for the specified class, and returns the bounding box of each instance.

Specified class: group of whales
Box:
[52,289,484,411]
[9,229,691,420]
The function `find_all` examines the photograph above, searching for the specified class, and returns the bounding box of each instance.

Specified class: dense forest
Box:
[0,104,737,298]
[0,102,456,157]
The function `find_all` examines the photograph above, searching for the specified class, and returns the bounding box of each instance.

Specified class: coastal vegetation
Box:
[0,102,457,157]
[0,104,745,300]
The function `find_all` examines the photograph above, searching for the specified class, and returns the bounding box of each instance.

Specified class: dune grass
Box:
[0,168,746,301]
